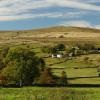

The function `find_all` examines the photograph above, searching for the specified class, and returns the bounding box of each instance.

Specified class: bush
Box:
[59,35,64,38]
[77,43,95,51]
[55,44,66,51]
[50,47,58,54]
[59,71,68,86]
[36,68,55,85]
[41,46,51,53]
[0,75,7,86]
[83,57,89,62]
[39,58,45,71]
[1,47,9,58]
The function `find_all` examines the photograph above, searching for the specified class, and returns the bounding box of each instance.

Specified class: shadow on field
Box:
[68,76,99,80]
[1,83,100,88]
[1,76,100,88]
[67,84,100,88]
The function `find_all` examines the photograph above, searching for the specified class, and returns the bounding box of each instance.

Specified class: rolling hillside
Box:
[0,26,100,38]
[0,26,100,44]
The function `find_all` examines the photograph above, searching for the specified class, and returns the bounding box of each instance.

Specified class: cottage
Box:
[51,54,63,58]
[57,54,63,58]
[51,54,57,58]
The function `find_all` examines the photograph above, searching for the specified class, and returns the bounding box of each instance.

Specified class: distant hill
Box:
[28,26,100,38]
[0,26,100,38]
[30,26,100,33]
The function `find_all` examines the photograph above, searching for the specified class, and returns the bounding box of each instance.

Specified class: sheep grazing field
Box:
[0,87,100,100]
[0,26,100,100]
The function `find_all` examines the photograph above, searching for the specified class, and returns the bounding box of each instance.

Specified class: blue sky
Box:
[0,0,100,30]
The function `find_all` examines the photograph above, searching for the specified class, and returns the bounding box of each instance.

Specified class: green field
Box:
[0,44,100,84]
[44,53,100,84]
[1,46,100,100]
[0,87,100,100]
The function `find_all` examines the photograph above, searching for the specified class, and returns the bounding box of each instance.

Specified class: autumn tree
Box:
[37,68,55,85]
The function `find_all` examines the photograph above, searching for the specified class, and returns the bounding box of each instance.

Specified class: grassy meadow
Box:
[0,87,100,100]
[0,26,100,100]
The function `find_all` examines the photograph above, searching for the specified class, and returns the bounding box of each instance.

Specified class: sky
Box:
[0,0,100,30]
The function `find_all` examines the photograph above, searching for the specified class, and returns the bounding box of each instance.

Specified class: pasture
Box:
[0,87,100,100]
[0,43,100,85]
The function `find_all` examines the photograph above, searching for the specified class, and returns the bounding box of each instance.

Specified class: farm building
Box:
[51,54,63,58]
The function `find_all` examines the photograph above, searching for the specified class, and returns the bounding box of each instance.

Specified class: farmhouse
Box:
[51,54,63,58]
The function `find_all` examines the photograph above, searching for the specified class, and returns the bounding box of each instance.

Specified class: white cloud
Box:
[0,0,100,21]
[85,0,100,3]
[63,11,88,18]
[0,11,88,21]
[49,0,100,11]
[95,25,100,29]
[60,20,100,29]
[60,20,92,28]
[0,13,64,21]
[70,0,100,3]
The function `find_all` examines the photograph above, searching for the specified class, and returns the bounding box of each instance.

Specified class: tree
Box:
[41,46,51,53]
[55,44,66,51]
[77,43,95,51]
[0,74,7,86]
[60,71,68,86]
[0,58,5,71]
[50,47,58,54]
[49,44,66,54]
[0,47,9,71]
[37,68,55,85]
[1,47,42,86]
[1,47,9,58]
[39,58,45,71]
[67,47,76,57]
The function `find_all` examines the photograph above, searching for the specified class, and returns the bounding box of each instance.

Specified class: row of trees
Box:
[42,43,100,57]
[41,44,66,54]
[0,46,68,87]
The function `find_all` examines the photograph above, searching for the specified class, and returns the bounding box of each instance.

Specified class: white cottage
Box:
[51,54,63,58]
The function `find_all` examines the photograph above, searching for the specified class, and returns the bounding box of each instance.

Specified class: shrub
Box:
[0,75,7,86]
[59,71,68,86]
[37,68,55,85]
[59,35,64,38]
[83,57,89,62]
[41,46,51,53]
[55,44,66,51]
[39,58,45,71]
[77,43,95,51]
